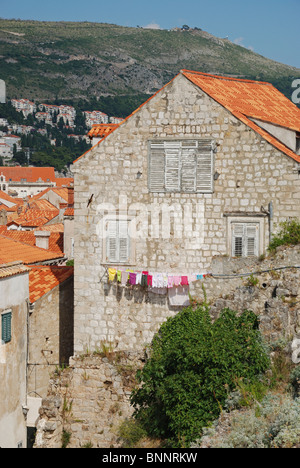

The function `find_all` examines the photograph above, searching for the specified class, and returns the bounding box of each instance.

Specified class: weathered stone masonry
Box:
[72,73,300,354]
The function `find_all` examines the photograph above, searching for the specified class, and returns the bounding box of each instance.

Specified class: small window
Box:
[106,219,130,264]
[1,311,12,344]
[232,223,259,258]
[296,132,300,155]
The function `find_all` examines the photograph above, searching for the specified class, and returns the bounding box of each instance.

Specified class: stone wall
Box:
[28,276,74,399]
[72,72,300,355]
[34,351,144,448]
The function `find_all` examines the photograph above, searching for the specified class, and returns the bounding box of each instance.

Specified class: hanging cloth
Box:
[108,268,116,282]
[129,272,137,285]
[181,276,189,286]
[121,271,128,286]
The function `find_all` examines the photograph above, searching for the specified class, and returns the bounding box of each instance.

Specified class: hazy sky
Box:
[1,0,299,68]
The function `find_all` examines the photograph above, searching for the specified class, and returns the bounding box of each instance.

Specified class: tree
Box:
[130,306,270,447]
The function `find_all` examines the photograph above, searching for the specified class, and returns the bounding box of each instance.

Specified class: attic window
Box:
[148,139,214,193]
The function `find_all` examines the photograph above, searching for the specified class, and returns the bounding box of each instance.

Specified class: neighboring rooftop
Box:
[29,265,73,303]
[0,261,30,280]
[0,167,56,183]
[0,235,64,265]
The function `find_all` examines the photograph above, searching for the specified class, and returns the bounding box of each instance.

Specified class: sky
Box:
[0,0,299,68]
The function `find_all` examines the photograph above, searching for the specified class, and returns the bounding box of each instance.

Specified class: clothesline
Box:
[107,267,210,288]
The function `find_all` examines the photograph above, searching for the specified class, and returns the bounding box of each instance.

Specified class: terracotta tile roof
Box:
[181,70,300,163]
[9,208,59,228]
[28,199,59,211]
[0,228,64,255]
[55,177,74,187]
[0,235,64,265]
[0,167,56,183]
[0,261,30,280]
[38,223,64,232]
[29,265,73,303]
[74,70,300,164]
[64,207,74,217]
[88,124,120,139]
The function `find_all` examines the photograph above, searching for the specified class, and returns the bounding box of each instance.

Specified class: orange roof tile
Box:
[0,261,30,280]
[10,208,59,228]
[55,177,74,187]
[181,70,300,162]
[0,167,56,183]
[29,265,73,303]
[0,235,64,265]
[0,228,64,255]
[88,124,120,139]
[64,207,74,217]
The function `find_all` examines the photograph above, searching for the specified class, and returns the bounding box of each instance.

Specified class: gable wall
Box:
[72,73,300,354]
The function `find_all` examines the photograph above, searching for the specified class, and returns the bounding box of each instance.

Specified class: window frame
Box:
[225,215,266,258]
[148,139,215,194]
[102,215,135,266]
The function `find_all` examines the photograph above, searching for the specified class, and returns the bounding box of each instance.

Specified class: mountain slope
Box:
[0,19,299,104]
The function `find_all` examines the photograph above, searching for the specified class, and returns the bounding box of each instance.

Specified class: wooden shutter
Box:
[181,147,197,192]
[118,220,129,263]
[149,142,165,192]
[232,224,244,257]
[2,311,12,344]
[196,141,213,193]
[245,224,259,257]
[107,219,118,263]
[232,223,259,257]
[107,219,129,263]
[164,142,181,192]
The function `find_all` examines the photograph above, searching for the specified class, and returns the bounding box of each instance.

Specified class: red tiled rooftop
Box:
[0,228,64,255]
[29,265,73,303]
[0,167,56,183]
[0,235,64,265]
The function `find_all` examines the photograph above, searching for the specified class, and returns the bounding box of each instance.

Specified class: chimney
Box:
[34,231,50,250]
[67,187,74,206]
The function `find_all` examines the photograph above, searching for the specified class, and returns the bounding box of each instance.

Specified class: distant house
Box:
[71,69,300,354]
[0,167,56,198]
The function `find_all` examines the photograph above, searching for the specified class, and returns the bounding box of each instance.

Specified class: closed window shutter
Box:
[232,223,259,257]
[164,142,181,192]
[149,143,165,192]
[246,225,258,257]
[196,141,213,193]
[107,220,118,263]
[181,147,197,192]
[2,312,12,344]
[118,220,129,263]
[107,219,130,263]
[232,224,244,257]
[149,140,214,193]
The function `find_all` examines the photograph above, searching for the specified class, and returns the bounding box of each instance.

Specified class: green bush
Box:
[130,307,270,447]
[268,219,300,252]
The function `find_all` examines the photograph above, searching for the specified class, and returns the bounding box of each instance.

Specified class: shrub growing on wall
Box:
[130,306,270,447]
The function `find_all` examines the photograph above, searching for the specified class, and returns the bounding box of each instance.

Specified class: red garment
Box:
[181,276,189,286]
[147,275,153,286]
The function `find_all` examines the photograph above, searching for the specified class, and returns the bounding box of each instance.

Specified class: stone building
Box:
[71,70,300,355]
[0,261,30,448]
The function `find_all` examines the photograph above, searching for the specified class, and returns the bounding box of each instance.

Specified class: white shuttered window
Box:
[106,219,130,264]
[149,140,214,193]
[232,223,259,258]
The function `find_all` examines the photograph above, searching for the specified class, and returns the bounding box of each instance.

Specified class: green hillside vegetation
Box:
[1,19,299,106]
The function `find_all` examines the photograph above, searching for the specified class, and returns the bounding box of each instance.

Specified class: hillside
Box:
[1,19,300,106]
